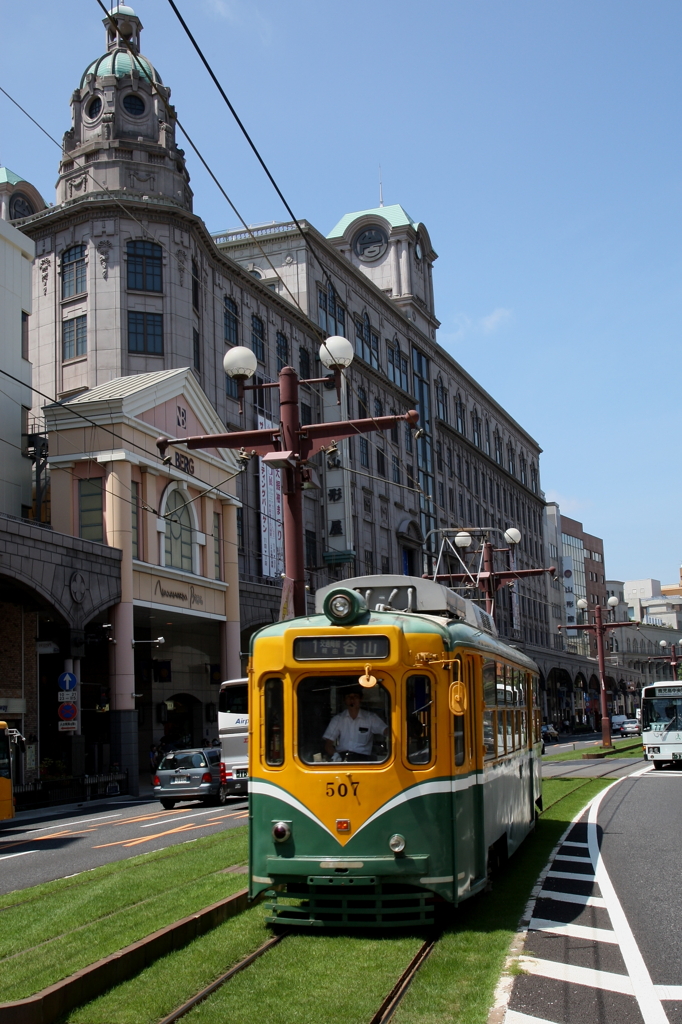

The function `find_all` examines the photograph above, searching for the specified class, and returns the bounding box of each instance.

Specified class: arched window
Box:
[251,315,265,361]
[62,245,86,299]
[519,455,527,487]
[471,408,481,447]
[354,313,379,369]
[485,419,491,455]
[165,489,193,573]
[387,339,408,391]
[455,394,465,435]
[494,431,503,465]
[127,240,162,292]
[276,332,289,371]
[530,463,538,494]
[507,445,516,476]
[318,281,345,337]
[435,377,449,422]
[224,297,238,346]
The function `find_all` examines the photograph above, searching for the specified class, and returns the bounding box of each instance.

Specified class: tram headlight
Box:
[389,834,406,854]
[330,594,352,619]
[272,821,291,843]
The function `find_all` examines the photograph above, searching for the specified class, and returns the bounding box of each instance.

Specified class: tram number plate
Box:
[170,776,191,784]
[293,636,389,661]
[672,753,682,760]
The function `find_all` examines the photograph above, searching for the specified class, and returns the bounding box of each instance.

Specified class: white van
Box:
[218,678,248,796]
[611,714,628,735]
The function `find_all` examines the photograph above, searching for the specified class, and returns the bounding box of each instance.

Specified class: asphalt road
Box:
[506,764,682,1024]
[0,796,248,895]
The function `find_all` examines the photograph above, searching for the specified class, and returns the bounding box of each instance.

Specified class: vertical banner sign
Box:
[562,557,576,636]
[258,415,284,577]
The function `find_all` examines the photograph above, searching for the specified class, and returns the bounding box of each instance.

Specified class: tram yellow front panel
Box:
[251,625,458,847]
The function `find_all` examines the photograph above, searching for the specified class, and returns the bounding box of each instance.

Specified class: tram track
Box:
[368,932,439,1024]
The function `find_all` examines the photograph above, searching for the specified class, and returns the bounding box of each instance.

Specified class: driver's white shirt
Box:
[323,708,387,756]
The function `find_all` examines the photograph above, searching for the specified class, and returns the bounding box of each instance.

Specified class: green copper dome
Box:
[80,49,161,88]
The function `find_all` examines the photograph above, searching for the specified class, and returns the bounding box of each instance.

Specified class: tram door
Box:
[452,654,486,899]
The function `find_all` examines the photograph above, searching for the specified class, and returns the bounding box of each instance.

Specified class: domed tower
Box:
[58,4,192,210]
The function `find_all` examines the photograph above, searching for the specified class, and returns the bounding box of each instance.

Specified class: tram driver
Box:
[323,687,388,762]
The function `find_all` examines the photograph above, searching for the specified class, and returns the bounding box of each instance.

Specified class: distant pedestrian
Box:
[149,744,159,780]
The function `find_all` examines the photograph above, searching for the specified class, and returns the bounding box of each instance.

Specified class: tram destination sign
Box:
[293,636,390,661]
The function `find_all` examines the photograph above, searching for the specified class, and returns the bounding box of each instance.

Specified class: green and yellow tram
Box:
[0,722,15,821]
[248,575,542,927]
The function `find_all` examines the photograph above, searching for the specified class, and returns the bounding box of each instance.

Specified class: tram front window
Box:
[643,698,682,732]
[297,676,391,764]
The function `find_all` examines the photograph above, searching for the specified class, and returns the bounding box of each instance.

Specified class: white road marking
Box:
[18,812,123,834]
[139,805,248,827]
[588,784,670,1024]
[561,840,589,848]
[0,850,38,861]
[545,869,595,881]
[553,854,592,863]
[518,955,633,995]
[529,917,618,944]
[505,1010,564,1024]
[655,986,682,1000]
[630,765,654,776]
[537,889,606,908]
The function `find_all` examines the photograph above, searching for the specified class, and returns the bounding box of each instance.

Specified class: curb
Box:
[0,887,252,1024]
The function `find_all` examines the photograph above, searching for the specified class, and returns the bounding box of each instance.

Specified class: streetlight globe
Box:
[660,640,668,648]
[223,346,257,380]
[504,527,521,546]
[319,336,354,370]
[454,531,473,549]
[577,599,588,610]
[607,595,619,608]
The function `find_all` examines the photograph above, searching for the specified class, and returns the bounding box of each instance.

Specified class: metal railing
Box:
[14,771,129,811]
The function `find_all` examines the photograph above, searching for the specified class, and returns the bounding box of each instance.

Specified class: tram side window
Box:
[406,675,432,765]
[483,659,497,760]
[264,678,284,766]
[483,710,496,760]
[297,676,391,765]
[483,659,496,706]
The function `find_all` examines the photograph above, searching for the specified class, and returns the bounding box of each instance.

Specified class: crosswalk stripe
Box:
[655,985,682,1000]
[552,854,593,863]
[518,956,633,995]
[529,917,618,944]
[546,869,595,881]
[537,889,606,908]
[561,840,589,848]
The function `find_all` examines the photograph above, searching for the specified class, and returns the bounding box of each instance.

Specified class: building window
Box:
[387,342,409,391]
[364,550,374,575]
[507,445,516,476]
[251,315,265,361]
[530,465,538,493]
[62,245,86,299]
[455,394,465,434]
[224,297,238,346]
[448,487,454,513]
[63,314,87,361]
[392,454,401,484]
[405,422,413,454]
[236,506,244,551]
[377,449,386,477]
[494,432,503,465]
[214,512,221,579]
[21,312,29,360]
[520,455,527,487]
[357,387,368,418]
[128,311,163,354]
[79,478,103,542]
[165,489,193,573]
[127,240,162,292]
[276,332,289,371]
[318,282,345,337]
[435,377,449,422]
[359,436,369,468]
[193,328,200,371]
[191,258,200,310]
[485,420,491,456]
[381,555,390,575]
[355,313,379,369]
[305,529,317,568]
[226,374,238,399]
[472,410,481,448]
[435,441,443,471]
[299,346,310,379]
[438,480,445,510]
[300,402,312,426]
[374,397,383,418]
[131,480,140,559]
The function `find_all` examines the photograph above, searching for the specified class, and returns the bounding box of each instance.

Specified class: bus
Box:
[218,678,249,796]
[642,682,682,769]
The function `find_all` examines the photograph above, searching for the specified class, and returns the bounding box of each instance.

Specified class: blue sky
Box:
[1,0,680,583]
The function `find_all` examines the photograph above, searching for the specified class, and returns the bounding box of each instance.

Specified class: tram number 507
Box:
[326,781,359,797]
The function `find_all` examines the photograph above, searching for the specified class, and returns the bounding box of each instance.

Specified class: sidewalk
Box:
[1,774,157,829]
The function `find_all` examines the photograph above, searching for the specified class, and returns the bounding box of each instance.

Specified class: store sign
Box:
[153,579,205,608]
[562,557,576,636]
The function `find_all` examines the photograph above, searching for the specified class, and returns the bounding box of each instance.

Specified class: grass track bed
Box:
[0,826,248,1000]
[67,778,609,1024]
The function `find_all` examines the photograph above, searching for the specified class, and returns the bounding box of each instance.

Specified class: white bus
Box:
[218,678,249,795]
[642,682,682,770]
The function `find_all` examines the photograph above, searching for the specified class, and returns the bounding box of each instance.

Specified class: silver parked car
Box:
[153,747,226,809]
[619,719,641,737]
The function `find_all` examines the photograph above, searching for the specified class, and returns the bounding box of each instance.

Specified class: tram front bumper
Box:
[265,854,429,878]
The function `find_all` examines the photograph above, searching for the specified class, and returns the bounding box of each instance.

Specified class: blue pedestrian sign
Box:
[58,672,77,691]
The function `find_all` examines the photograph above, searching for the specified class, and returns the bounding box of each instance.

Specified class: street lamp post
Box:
[426,528,556,617]
[559,596,635,748]
[647,640,682,682]
[156,338,419,618]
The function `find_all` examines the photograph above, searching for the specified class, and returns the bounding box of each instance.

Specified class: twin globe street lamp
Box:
[156,338,419,618]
